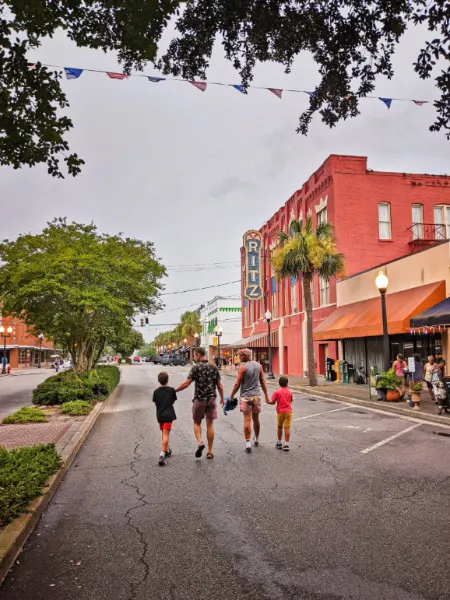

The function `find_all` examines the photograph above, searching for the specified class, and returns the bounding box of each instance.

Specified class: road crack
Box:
[121,434,150,599]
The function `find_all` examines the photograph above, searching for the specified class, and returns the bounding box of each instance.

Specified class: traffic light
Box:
[145,317,149,327]
[140,318,145,327]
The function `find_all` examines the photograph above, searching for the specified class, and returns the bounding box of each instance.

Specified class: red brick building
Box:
[0,315,55,369]
[240,154,450,376]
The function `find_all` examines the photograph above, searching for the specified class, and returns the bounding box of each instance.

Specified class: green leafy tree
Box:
[271,217,344,387]
[0,218,165,372]
[0,2,449,179]
[139,344,157,358]
[109,326,144,360]
[180,311,201,342]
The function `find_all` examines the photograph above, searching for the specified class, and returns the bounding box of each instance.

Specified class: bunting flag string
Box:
[32,62,434,108]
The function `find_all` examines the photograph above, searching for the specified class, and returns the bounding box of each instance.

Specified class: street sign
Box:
[408,357,415,373]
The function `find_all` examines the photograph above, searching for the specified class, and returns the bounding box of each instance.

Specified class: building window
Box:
[434,205,450,240]
[411,204,424,240]
[272,293,277,319]
[291,277,297,313]
[317,207,327,226]
[18,349,26,364]
[319,277,330,306]
[260,299,264,319]
[378,203,391,240]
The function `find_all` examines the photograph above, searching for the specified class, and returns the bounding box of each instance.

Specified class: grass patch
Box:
[60,400,93,416]
[2,407,48,425]
[33,366,120,405]
[0,444,62,527]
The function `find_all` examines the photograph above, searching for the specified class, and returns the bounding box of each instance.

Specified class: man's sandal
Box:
[195,444,205,458]
[207,453,214,459]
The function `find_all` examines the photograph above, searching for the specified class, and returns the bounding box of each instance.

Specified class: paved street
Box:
[0,370,53,421]
[1,365,450,600]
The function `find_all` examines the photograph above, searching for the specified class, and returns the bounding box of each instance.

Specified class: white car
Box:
[63,360,72,369]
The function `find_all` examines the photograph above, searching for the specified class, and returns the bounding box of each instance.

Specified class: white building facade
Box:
[198,296,242,358]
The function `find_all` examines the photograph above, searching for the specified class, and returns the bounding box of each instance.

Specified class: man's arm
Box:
[230,364,246,399]
[259,366,269,401]
[175,379,192,393]
[266,390,277,405]
[217,378,225,405]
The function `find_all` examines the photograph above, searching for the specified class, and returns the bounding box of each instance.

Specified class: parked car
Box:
[161,354,186,366]
[132,356,141,363]
[150,355,162,364]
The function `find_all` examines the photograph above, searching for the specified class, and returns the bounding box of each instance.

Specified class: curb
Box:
[222,372,450,428]
[0,386,119,585]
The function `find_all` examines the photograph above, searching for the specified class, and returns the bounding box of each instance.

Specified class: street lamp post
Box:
[38,333,44,368]
[265,311,275,379]
[0,326,13,374]
[375,270,390,371]
[214,326,223,369]
[183,338,188,362]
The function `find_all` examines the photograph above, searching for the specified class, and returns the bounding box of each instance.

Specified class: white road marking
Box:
[292,406,352,421]
[360,423,421,454]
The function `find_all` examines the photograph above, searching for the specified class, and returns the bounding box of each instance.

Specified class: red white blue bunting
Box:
[33,63,432,107]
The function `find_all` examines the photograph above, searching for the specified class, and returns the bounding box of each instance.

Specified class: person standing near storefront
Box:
[393,353,407,398]
[423,356,439,402]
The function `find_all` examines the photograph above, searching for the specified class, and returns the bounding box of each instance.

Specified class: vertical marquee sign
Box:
[243,230,263,301]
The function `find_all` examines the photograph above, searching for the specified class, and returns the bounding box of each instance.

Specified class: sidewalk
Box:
[0,368,54,378]
[221,368,450,426]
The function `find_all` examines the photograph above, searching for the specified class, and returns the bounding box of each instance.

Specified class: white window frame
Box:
[291,280,297,313]
[317,207,328,226]
[434,205,450,240]
[272,292,277,319]
[411,204,424,240]
[319,276,330,306]
[378,203,391,240]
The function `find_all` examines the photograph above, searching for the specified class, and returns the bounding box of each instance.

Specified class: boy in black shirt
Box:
[153,372,177,466]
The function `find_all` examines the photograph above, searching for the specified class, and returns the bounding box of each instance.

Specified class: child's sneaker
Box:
[253,437,259,447]
[276,441,283,450]
[158,453,166,466]
[165,448,172,458]
[283,443,290,452]
[245,440,252,453]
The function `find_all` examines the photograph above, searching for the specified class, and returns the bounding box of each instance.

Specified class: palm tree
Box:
[271,217,344,386]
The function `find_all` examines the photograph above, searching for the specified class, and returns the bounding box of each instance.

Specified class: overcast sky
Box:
[1,22,449,342]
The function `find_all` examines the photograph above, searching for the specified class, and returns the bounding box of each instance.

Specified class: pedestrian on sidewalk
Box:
[175,347,224,459]
[230,348,270,453]
[266,376,293,451]
[153,371,177,466]
[423,356,438,402]
[233,354,239,370]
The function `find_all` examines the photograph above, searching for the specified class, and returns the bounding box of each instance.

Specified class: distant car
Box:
[150,355,161,364]
[161,354,186,366]
[132,356,141,363]
[63,360,71,369]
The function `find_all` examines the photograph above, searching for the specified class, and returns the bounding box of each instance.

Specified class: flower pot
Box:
[410,391,421,409]
[386,390,400,402]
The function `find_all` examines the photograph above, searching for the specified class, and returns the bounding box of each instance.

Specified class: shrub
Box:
[60,401,93,416]
[3,407,47,424]
[0,444,62,527]
[376,369,404,390]
[32,366,120,405]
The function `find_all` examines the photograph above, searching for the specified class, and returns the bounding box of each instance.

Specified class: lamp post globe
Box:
[375,270,390,371]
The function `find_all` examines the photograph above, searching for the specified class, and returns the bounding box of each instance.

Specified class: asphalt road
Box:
[0,370,53,420]
[1,364,450,600]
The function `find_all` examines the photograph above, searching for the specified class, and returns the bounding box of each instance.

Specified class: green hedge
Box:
[61,401,93,416]
[32,366,120,406]
[3,407,47,424]
[0,444,62,527]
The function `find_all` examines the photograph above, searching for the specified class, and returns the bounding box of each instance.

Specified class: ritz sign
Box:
[243,230,263,301]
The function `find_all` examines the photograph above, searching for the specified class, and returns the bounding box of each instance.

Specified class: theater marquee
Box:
[243,230,263,301]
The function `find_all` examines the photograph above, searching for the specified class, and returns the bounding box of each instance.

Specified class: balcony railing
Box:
[408,223,447,247]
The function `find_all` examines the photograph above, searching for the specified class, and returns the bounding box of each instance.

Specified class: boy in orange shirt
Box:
[266,376,293,451]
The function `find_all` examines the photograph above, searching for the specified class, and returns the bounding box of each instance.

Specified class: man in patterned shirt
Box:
[175,347,224,459]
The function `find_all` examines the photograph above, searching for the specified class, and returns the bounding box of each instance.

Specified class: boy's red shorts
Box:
[159,422,172,431]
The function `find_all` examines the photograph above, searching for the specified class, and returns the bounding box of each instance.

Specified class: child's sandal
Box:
[206,453,214,459]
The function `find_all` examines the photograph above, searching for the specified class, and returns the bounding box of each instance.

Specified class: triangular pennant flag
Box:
[306,91,316,98]
[413,100,427,106]
[379,97,392,109]
[148,76,165,83]
[64,67,83,80]
[233,84,245,94]
[190,81,207,92]
[106,72,127,80]
[268,88,283,99]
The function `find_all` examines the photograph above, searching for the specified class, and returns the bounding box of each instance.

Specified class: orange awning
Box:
[313,281,446,341]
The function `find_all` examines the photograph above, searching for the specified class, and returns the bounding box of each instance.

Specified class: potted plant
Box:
[410,382,422,409]
[376,369,403,401]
